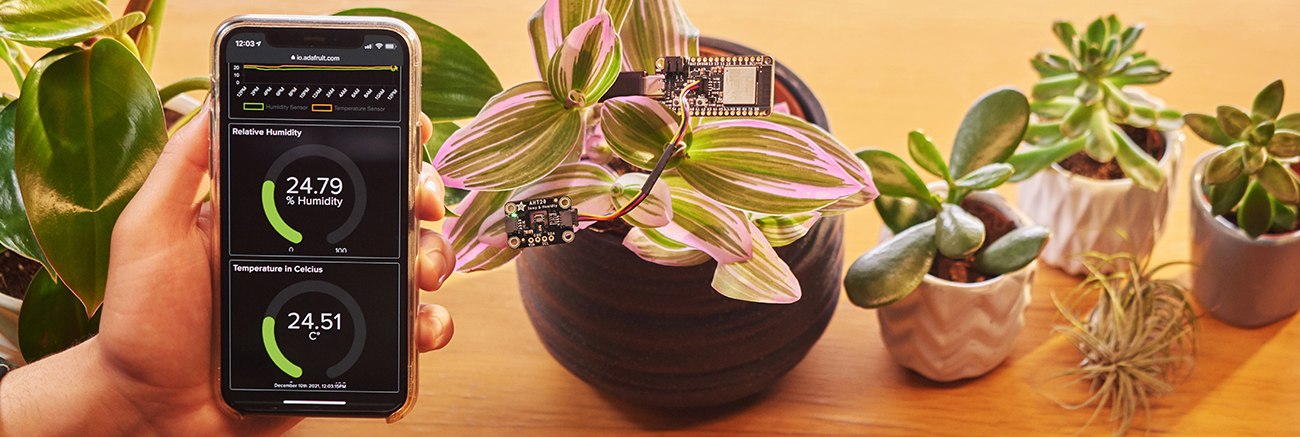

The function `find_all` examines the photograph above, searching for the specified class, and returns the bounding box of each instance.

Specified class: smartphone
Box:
[210,15,421,420]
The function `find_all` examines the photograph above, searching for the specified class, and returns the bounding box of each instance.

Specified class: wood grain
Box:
[68,0,1300,434]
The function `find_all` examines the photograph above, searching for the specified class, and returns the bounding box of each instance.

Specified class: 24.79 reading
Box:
[285,176,344,195]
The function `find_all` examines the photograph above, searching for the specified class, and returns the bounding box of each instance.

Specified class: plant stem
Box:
[158,76,209,107]
[167,93,207,137]
[127,0,166,71]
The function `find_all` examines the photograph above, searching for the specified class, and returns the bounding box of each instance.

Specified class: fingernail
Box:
[424,247,449,288]
[423,177,444,199]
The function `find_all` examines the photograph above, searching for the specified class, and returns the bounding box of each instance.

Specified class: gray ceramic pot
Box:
[1189,150,1300,328]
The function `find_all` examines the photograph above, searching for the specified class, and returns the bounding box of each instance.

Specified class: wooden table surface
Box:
[61,0,1300,435]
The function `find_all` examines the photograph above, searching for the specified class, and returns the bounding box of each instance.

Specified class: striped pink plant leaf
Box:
[457,243,523,273]
[758,112,879,215]
[433,81,583,190]
[754,211,821,248]
[545,12,622,107]
[527,0,634,75]
[600,96,686,170]
[611,172,672,228]
[712,221,801,303]
[478,162,617,247]
[619,0,698,73]
[444,190,513,272]
[622,226,709,267]
[676,119,863,215]
[654,183,752,264]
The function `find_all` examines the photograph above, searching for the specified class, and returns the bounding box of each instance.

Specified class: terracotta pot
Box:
[1016,129,1184,275]
[876,188,1036,382]
[1189,150,1300,328]
[516,37,841,408]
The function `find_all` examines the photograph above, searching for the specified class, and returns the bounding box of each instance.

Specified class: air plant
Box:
[1047,248,1198,437]
[844,87,1049,308]
[432,0,877,303]
[1184,79,1300,238]
[1008,15,1183,191]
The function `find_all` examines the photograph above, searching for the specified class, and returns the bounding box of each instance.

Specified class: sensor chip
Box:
[504,196,578,249]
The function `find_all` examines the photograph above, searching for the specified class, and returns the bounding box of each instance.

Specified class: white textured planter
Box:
[1189,150,1300,328]
[1016,129,1184,275]
[876,189,1037,382]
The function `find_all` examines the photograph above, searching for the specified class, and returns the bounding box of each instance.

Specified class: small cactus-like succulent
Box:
[1010,15,1183,191]
[1185,79,1300,238]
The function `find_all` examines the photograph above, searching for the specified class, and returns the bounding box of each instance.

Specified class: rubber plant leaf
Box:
[676,119,861,215]
[622,226,709,267]
[0,0,112,48]
[844,219,938,309]
[528,0,633,76]
[974,225,1049,275]
[935,204,985,259]
[15,39,166,316]
[1207,171,1249,217]
[1205,144,1245,185]
[599,96,686,170]
[0,101,52,275]
[756,113,878,215]
[712,221,800,304]
[433,82,583,190]
[1216,105,1252,140]
[907,130,948,179]
[444,190,513,272]
[1007,136,1085,183]
[545,12,622,108]
[854,149,931,201]
[1252,79,1285,122]
[1112,125,1162,191]
[337,9,502,123]
[953,163,1014,192]
[874,195,935,235]
[19,266,100,363]
[1183,113,1235,146]
[619,0,698,74]
[1267,129,1300,158]
[476,162,617,249]
[948,87,1030,180]
[753,211,820,248]
[1238,179,1273,238]
[652,182,752,264]
[1257,158,1300,205]
[611,172,673,228]
[97,12,144,39]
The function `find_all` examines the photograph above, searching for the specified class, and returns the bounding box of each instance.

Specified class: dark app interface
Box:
[221,30,409,404]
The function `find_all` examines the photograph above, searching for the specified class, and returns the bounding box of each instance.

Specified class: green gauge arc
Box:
[262,317,303,378]
[263,280,367,379]
[261,181,302,244]
[262,144,368,245]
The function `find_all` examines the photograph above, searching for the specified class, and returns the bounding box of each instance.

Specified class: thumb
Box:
[122,103,212,230]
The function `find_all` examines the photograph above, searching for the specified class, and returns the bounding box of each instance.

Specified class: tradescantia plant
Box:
[432,0,877,303]
[844,88,1049,308]
[1008,15,1183,191]
[1185,80,1300,238]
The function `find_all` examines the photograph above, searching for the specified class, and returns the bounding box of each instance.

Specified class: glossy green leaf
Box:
[599,96,685,170]
[432,82,583,190]
[611,172,673,228]
[1257,158,1300,205]
[0,39,25,85]
[907,130,947,179]
[1207,171,1249,217]
[757,113,878,214]
[1007,136,1086,183]
[677,119,861,215]
[1032,97,1078,119]
[1267,129,1300,158]
[874,195,936,235]
[1252,79,1285,122]
[1243,145,1267,174]
[98,11,144,39]
[622,226,709,267]
[1183,113,1235,146]
[844,219,937,309]
[1032,73,1081,102]
[0,0,112,48]
[338,9,503,122]
[949,88,1030,180]
[0,101,51,275]
[754,211,820,248]
[1217,105,1252,140]
[974,224,1049,275]
[954,163,1014,192]
[1112,125,1162,191]
[1062,100,1093,139]
[1269,196,1298,234]
[527,0,634,74]
[18,267,99,363]
[712,221,800,304]
[619,0,698,73]
[1205,144,1245,185]
[1024,122,1063,147]
[15,40,165,315]
[855,149,931,202]
[935,204,985,259]
[545,12,621,107]
[1238,180,1273,238]
[1278,113,1300,131]
[654,182,752,264]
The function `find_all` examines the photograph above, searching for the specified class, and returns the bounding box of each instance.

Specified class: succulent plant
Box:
[1009,15,1183,191]
[844,88,1049,308]
[1185,79,1300,238]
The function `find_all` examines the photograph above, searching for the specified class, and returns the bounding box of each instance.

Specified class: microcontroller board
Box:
[654,55,775,117]
[504,196,578,249]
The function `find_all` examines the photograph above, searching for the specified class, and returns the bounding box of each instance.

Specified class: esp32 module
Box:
[652,55,775,116]
[504,196,578,249]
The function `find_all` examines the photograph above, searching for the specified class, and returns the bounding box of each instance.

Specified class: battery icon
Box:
[384,43,395,50]
[243,102,264,111]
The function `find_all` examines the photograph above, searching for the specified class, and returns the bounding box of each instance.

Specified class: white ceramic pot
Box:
[876,189,1037,382]
[1016,129,1184,275]
[1189,150,1300,328]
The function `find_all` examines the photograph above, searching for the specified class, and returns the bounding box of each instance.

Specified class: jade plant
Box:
[432,0,877,303]
[844,88,1049,308]
[1008,15,1183,191]
[1184,80,1300,238]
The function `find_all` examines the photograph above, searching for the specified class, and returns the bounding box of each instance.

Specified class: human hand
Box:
[0,105,456,436]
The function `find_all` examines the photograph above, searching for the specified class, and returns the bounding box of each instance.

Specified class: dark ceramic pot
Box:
[516,38,842,408]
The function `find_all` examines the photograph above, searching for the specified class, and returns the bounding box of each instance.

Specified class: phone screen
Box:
[216,25,413,415]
